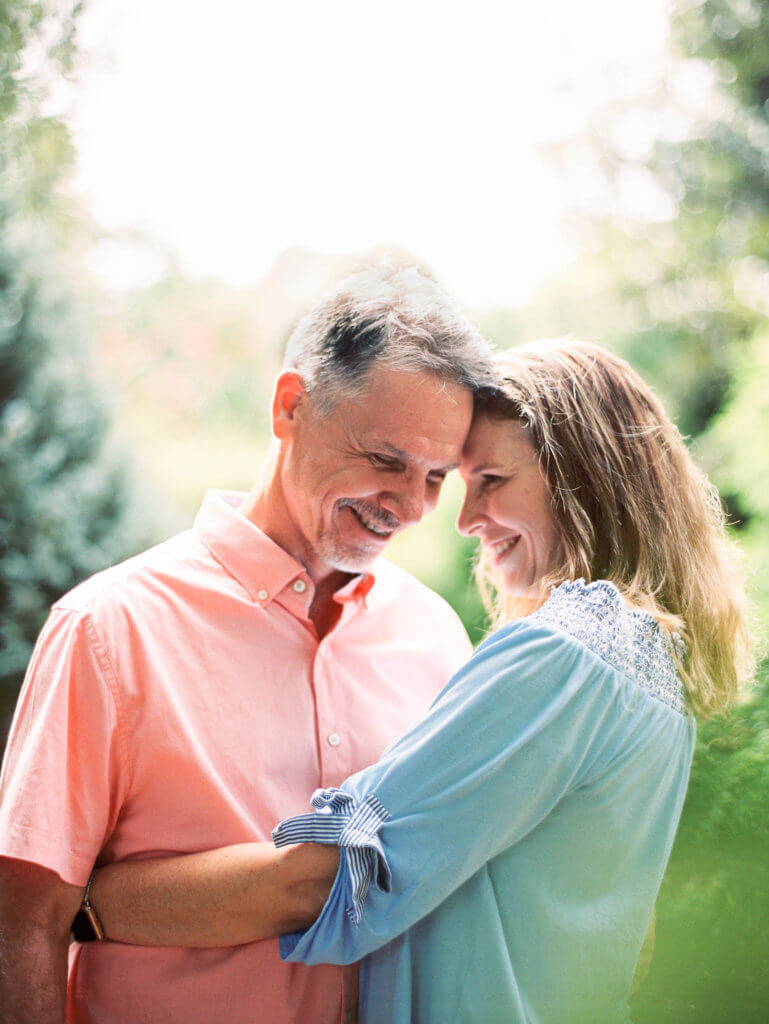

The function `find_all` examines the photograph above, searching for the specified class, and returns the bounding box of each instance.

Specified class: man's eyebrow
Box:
[372,442,408,460]
[367,441,458,473]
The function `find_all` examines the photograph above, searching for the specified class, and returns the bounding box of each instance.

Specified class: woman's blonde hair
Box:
[475,339,754,719]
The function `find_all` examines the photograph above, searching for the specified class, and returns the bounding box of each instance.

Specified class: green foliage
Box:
[696,330,769,635]
[478,3,769,1018]
[673,0,769,113]
[516,0,769,442]
[626,0,767,423]
[648,332,769,1022]
[0,216,153,707]
[632,838,769,1023]
[0,2,154,740]
[0,0,81,226]
[551,1,769,1018]
[682,665,769,848]
[632,663,769,1024]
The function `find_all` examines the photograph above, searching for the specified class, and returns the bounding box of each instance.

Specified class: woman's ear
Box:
[271,371,307,440]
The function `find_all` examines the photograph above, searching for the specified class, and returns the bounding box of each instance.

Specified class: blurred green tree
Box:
[481,3,769,1019]
[560,2,769,1020]
[600,2,766,422]
[0,2,154,742]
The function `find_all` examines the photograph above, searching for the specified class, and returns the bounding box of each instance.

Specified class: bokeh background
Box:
[1,1,768,1019]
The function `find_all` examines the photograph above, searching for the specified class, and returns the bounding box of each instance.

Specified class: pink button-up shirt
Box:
[0,490,472,1024]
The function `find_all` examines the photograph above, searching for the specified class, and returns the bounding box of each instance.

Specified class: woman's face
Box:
[458,413,561,599]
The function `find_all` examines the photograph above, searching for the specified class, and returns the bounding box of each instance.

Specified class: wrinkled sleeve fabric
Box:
[0,607,128,887]
[275,620,613,965]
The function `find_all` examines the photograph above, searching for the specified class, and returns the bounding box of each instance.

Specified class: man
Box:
[0,264,494,1023]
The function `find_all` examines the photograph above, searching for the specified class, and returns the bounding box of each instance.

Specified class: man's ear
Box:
[271,371,308,440]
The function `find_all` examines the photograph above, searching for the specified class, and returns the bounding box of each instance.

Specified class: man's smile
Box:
[338,499,399,539]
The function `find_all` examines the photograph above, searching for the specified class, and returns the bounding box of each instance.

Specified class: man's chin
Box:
[317,537,383,575]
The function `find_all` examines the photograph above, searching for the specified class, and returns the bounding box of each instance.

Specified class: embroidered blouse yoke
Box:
[274,580,697,1024]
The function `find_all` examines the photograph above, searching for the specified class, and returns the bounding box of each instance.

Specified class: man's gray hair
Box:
[283,263,495,414]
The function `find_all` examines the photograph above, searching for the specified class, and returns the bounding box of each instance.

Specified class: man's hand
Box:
[0,857,83,1024]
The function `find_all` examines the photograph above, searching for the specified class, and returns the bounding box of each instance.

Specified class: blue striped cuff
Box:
[273,788,391,925]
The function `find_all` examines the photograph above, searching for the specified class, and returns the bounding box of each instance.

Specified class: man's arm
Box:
[0,857,83,1024]
[88,841,339,947]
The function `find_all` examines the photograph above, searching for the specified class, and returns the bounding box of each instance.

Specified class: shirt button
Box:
[257,588,269,601]
[293,579,307,593]
[327,732,341,747]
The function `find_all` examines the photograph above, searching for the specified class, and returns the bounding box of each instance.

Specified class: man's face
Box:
[277,364,474,576]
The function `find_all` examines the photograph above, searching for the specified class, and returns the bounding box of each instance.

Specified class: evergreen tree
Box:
[0,2,154,739]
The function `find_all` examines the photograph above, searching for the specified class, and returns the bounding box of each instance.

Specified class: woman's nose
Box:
[456,490,484,536]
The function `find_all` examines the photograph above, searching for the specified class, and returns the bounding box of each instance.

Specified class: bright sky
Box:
[69,0,672,309]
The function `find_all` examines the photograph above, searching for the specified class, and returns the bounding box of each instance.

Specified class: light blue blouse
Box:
[274,580,696,1024]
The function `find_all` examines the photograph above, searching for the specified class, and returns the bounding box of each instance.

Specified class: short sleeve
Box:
[0,607,128,886]
[275,620,613,965]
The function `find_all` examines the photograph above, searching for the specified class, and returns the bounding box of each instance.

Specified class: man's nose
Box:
[382,474,426,526]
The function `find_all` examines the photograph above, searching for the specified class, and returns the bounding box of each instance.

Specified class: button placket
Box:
[314,643,351,786]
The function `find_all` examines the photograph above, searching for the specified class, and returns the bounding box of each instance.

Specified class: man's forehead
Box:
[353,366,474,419]
[338,368,473,459]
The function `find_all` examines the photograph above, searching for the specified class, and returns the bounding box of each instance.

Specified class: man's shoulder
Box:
[370,559,468,632]
[53,529,203,621]
[370,557,441,602]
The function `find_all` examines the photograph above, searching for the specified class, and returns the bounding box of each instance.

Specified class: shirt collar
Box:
[193,490,376,612]
[334,572,375,609]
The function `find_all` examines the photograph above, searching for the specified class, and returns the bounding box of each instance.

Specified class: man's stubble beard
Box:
[314,527,382,574]
[315,500,400,574]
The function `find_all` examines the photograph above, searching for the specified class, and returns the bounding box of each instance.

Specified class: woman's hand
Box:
[86,842,340,948]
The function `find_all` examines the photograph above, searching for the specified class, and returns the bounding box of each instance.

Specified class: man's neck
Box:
[307,578,346,639]
[239,455,353,636]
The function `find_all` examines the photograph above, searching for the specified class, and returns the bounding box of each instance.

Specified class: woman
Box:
[84,341,753,1023]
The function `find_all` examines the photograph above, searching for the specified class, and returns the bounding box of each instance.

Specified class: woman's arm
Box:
[276,623,611,965]
[87,841,339,947]
[83,626,598,954]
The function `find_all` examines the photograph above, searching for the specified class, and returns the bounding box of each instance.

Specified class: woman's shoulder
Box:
[484,579,687,716]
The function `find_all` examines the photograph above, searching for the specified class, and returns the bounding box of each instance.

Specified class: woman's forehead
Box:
[461,414,536,469]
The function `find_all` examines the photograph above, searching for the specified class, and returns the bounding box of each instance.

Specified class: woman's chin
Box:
[496,568,551,610]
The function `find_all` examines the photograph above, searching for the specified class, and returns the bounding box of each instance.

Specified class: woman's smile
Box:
[491,535,521,565]
[458,415,561,598]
